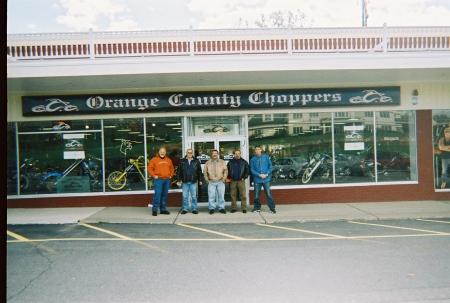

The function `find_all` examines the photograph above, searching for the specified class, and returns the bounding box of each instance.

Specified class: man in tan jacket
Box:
[203,150,228,214]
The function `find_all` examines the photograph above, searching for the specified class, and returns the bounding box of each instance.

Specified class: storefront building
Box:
[7,25,450,207]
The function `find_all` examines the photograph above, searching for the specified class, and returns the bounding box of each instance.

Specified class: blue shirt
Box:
[250,154,272,183]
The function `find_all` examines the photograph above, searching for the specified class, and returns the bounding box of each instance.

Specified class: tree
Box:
[255,9,313,28]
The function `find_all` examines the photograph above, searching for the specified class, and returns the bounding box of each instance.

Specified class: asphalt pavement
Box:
[7,200,450,225]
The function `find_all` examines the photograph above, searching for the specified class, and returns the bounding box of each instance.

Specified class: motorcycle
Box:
[7,158,46,193]
[43,156,103,192]
[301,153,347,184]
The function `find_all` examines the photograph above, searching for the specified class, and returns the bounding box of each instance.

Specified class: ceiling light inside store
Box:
[117,129,131,131]
[104,126,116,128]
[128,132,140,134]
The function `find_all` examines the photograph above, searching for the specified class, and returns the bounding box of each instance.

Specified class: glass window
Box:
[433,110,450,189]
[7,123,18,195]
[249,110,417,187]
[334,112,374,184]
[372,110,417,182]
[249,112,332,185]
[16,122,104,195]
[188,116,245,136]
[104,118,148,192]
[17,120,102,132]
[146,117,183,189]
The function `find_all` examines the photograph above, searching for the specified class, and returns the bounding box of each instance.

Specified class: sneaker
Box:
[152,211,157,216]
[181,210,187,215]
[209,209,215,214]
[231,209,237,213]
[160,210,170,215]
[192,210,198,215]
[243,210,247,213]
[269,209,276,214]
[219,209,226,214]
[251,209,260,213]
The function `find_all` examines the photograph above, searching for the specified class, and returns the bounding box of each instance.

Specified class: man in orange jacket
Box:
[148,147,174,216]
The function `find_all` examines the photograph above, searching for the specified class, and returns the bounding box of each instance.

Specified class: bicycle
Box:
[107,155,154,190]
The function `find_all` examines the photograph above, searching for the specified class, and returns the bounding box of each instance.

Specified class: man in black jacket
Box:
[176,148,203,214]
[226,150,250,213]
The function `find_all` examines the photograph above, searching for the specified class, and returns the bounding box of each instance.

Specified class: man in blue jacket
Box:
[250,145,276,214]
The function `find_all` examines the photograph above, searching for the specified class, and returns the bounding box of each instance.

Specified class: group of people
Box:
[147,145,276,216]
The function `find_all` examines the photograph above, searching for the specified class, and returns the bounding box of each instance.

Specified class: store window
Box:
[372,111,417,182]
[103,117,183,192]
[15,120,103,195]
[7,123,18,195]
[333,111,374,184]
[248,110,417,187]
[433,110,450,190]
[146,117,183,189]
[104,118,148,191]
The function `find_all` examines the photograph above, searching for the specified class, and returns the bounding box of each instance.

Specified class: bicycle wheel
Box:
[147,177,154,190]
[45,176,58,192]
[107,171,127,190]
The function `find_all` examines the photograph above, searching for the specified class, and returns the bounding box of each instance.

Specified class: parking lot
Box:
[7,218,450,303]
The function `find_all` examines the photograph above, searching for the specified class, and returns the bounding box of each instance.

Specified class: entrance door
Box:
[188,139,246,203]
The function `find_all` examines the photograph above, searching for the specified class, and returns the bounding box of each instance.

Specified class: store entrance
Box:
[188,139,246,203]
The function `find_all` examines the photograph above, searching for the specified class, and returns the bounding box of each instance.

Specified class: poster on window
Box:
[195,124,236,136]
[344,125,364,151]
[63,133,85,159]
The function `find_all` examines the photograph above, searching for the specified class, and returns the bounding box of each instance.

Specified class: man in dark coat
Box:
[227,150,250,213]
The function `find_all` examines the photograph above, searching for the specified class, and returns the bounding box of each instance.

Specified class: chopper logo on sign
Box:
[349,90,393,104]
[32,98,79,113]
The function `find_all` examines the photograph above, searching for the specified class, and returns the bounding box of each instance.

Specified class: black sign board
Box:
[22,87,400,116]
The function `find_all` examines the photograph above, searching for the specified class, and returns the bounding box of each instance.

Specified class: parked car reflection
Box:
[335,154,366,176]
[272,157,308,179]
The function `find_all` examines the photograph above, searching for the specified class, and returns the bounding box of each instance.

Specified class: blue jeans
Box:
[152,178,170,212]
[442,158,450,183]
[181,182,198,211]
[253,182,276,211]
[208,181,225,210]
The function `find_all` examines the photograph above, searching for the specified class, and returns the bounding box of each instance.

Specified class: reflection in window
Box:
[373,111,417,183]
[433,109,450,189]
[248,110,417,187]
[15,125,104,195]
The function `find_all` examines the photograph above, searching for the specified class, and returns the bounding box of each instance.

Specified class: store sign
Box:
[22,87,400,116]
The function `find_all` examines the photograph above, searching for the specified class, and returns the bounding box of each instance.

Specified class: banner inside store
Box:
[22,86,400,116]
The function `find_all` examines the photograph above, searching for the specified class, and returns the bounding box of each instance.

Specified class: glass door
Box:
[189,139,246,202]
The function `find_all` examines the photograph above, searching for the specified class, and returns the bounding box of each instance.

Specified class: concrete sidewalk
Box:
[6,200,450,225]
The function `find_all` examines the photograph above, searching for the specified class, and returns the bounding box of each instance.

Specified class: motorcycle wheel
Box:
[45,176,58,192]
[301,168,312,184]
[107,171,127,190]
[13,174,30,191]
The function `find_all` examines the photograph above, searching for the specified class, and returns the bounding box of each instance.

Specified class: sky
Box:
[7,0,450,34]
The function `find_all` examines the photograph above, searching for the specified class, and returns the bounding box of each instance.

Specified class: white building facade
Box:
[7,25,450,207]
